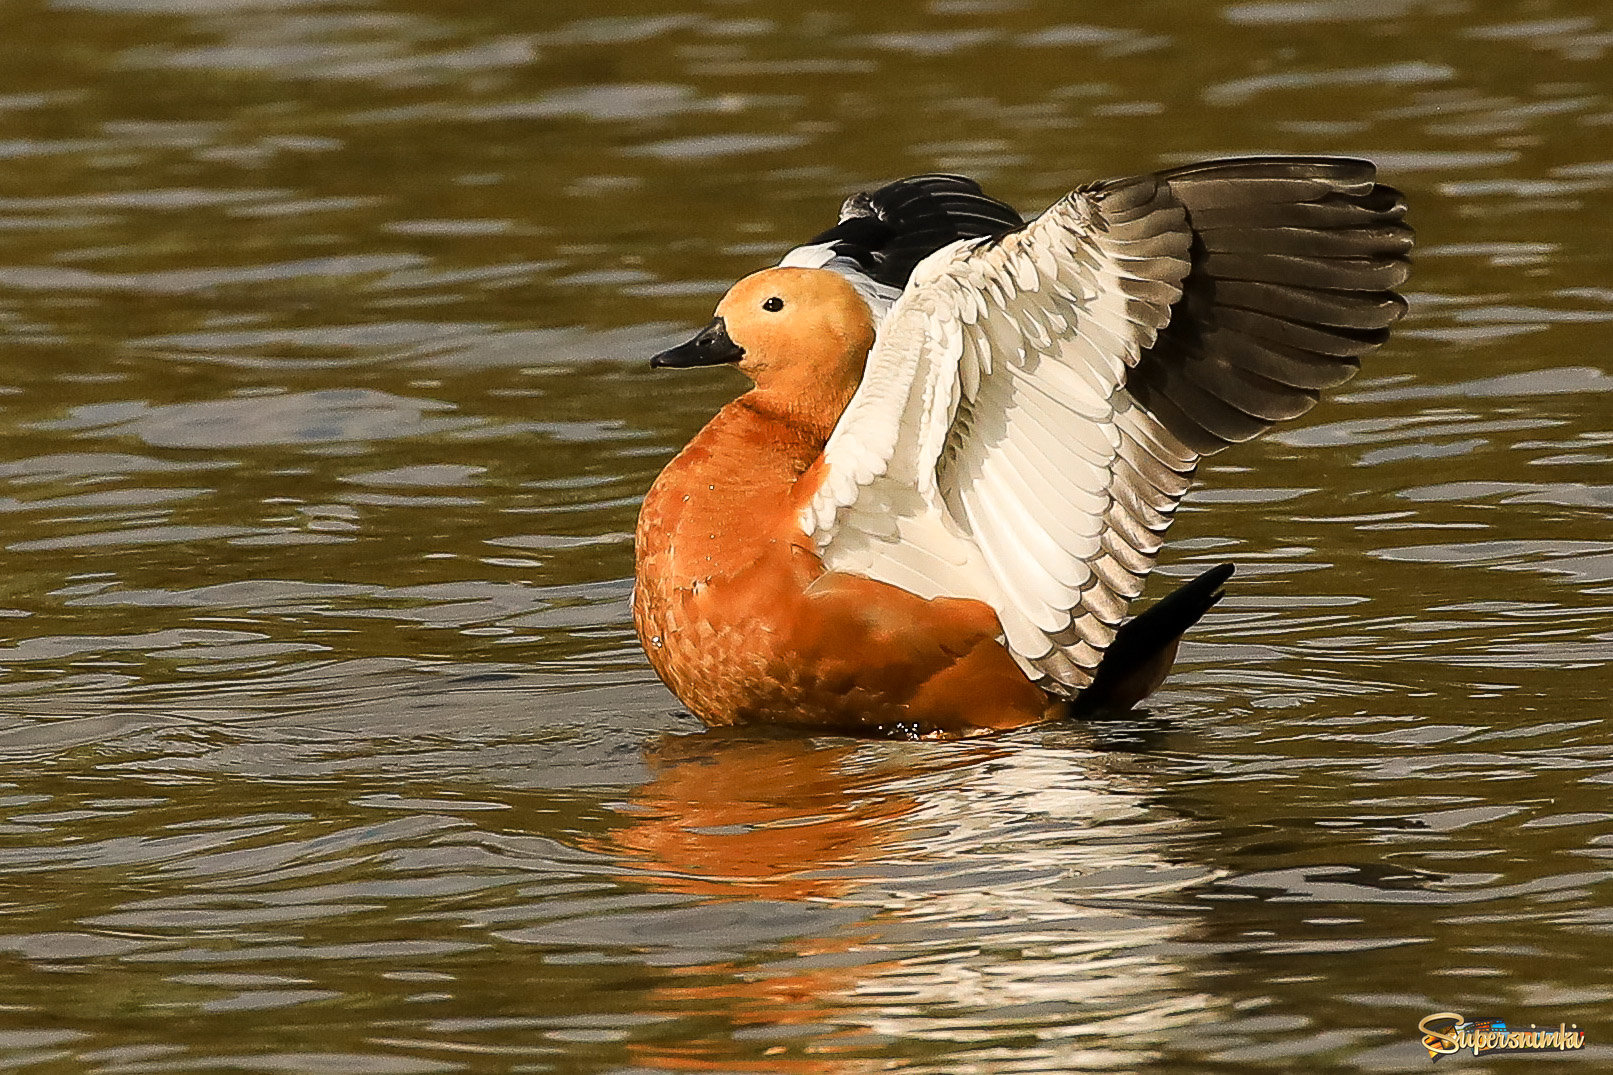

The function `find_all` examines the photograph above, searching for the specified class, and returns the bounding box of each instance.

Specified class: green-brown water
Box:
[2,1,1612,1071]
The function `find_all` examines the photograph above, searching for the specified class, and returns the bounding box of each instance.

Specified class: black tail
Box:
[1072,563,1235,715]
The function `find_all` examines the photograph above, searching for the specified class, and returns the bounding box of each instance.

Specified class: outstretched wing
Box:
[780,174,1024,320]
[799,157,1411,695]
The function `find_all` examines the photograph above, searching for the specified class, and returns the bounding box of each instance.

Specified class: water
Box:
[2,0,1611,1071]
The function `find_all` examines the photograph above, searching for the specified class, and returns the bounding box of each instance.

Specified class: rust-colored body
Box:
[633,395,1056,736]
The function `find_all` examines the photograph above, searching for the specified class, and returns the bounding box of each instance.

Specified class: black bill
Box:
[650,317,745,369]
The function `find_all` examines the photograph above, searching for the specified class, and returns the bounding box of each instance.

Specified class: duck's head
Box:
[651,268,876,401]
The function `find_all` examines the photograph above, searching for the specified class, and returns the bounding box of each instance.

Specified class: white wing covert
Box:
[800,175,1199,694]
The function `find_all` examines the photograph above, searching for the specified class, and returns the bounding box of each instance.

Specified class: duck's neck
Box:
[647,383,852,545]
[685,390,838,503]
[732,381,855,453]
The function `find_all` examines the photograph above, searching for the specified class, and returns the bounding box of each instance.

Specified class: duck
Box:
[634,157,1412,738]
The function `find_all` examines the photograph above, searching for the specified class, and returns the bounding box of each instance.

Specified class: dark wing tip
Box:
[1127,156,1413,453]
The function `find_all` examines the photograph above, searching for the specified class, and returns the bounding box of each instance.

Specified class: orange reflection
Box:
[586,731,1007,1074]
[590,731,999,900]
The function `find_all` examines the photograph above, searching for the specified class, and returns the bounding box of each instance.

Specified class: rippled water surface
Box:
[2,0,1612,1071]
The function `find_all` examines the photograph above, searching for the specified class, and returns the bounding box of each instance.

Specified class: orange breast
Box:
[634,395,1054,737]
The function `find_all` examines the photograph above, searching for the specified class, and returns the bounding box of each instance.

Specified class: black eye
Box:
[762,296,784,312]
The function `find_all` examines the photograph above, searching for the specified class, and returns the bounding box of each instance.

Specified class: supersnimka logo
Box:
[1418,1012,1586,1060]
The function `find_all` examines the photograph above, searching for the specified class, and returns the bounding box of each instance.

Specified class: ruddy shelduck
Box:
[635,158,1412,738]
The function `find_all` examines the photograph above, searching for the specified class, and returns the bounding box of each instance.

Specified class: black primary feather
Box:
[1121,156,1413,454]
[802,174,1024,291]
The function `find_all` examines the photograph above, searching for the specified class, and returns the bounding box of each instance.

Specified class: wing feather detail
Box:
[799,157,1411,695]
[802,177,1193,691]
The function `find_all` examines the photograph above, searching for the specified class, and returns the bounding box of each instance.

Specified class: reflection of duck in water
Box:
[635,159,1411,737]
[592,730,1180,900]
[588,732,1218,1071]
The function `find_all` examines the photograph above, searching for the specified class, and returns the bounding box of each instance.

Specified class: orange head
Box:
[651,268,876,431]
